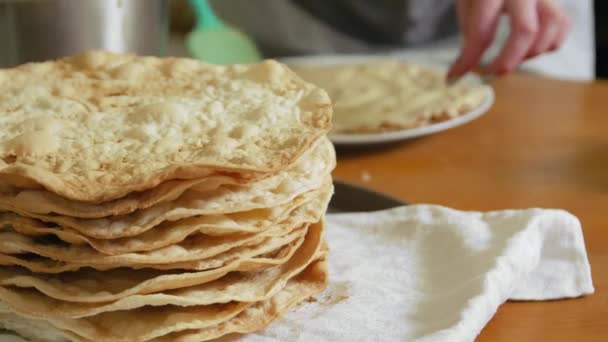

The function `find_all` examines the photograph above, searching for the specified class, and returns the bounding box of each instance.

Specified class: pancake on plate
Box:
[291,60,491,134]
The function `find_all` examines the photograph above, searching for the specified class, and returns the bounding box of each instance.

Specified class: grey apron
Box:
[210,0,458,57]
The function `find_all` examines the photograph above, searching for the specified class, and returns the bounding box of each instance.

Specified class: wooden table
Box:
[332,74,608,341]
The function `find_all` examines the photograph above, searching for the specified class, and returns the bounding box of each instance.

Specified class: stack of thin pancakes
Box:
[0,51,334,341]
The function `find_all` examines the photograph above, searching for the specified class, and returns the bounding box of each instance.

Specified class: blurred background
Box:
[0,0,602,80]
[595,1,608,78]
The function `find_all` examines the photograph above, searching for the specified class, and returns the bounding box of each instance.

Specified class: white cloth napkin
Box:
[246,205,594,342]
[0,205,594,342]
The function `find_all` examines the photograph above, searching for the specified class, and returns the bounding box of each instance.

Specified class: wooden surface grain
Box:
[332,74,608,341]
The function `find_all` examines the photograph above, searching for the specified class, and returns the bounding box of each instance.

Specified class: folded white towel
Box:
[0,205,593,342]
[247,205,594,342]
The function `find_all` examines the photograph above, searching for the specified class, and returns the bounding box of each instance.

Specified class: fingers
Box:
[527,0,570,58]
[455,0,470,34]
[548,1,571,51]
[487,0,539,75]
[447,0,503,79]
[450,0,570,78]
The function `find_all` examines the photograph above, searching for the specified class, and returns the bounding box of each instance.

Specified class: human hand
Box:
[447,0,570,79]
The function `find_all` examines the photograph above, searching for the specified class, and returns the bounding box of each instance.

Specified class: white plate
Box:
[280,54,495,145]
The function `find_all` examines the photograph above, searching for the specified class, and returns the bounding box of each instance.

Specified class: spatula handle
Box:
[189,0,223,29]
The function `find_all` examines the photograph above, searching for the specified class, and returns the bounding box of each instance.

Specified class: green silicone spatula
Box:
[186,0,261,64]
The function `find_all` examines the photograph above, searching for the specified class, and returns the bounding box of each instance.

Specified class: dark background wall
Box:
[595,1,607,78]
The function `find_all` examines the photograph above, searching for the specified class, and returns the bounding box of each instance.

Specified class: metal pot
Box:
[0,0,169,67]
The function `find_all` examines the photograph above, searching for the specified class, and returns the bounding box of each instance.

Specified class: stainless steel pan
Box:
[0,0,168,67]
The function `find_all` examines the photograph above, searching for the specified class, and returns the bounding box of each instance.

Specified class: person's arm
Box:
[448,0,570,78]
